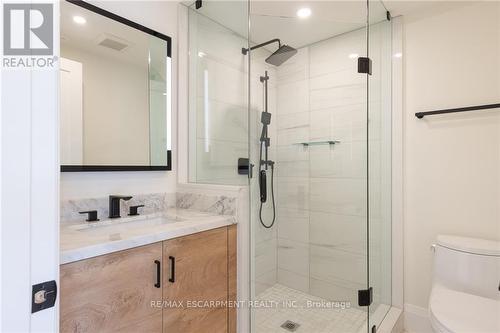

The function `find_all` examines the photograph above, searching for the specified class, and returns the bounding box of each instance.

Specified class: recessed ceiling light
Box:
[296,8,311,19]
[73,16,86,25]
[348,53,359,59]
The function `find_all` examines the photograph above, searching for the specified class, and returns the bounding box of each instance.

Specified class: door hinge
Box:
[358,287,373,307]
[32,280,57,313]
[195,0,202,9]
[357,57,372,75]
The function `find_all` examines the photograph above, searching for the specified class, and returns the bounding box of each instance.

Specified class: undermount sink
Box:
[68,214,186,231]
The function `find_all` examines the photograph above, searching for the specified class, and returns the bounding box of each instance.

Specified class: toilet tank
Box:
[432,235,500,301]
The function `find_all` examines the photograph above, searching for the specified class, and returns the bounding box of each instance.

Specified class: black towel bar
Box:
[415,103,500,119]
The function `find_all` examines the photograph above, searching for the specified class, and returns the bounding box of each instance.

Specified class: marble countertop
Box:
[60,208,236,265]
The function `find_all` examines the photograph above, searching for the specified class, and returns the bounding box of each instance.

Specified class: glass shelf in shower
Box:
[293,140,341,146]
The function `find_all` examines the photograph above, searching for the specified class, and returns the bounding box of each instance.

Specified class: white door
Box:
[0,0,60,331]
[60,57,83,165]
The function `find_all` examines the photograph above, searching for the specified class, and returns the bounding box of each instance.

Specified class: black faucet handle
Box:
[128,205,145,216]
[110,195,133,201]
[79,210,99,222]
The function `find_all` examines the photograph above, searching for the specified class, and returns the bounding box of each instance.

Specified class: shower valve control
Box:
[238,158,254,178]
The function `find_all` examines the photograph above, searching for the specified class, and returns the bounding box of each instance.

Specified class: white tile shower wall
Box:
[251,53,279,296]
[275,47,311,294]
[273,23,391,306]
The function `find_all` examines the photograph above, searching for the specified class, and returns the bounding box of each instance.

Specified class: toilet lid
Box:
[437,235,500,256]
[429,285,500,333]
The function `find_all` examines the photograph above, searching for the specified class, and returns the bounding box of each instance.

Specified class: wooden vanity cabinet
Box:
[162,226,229,333]
[60,242,163,333]
[60,225,237,333]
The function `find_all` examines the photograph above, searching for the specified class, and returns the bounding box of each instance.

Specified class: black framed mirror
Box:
[60,0,172,172]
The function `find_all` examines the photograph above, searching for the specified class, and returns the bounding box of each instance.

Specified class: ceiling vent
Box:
[96,34,129,52]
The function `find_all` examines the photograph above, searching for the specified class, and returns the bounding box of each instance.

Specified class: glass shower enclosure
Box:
[187,1,393,331]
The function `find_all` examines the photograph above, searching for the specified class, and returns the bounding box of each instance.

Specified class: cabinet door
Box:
[163,227,228,333]
[60,243,163,333]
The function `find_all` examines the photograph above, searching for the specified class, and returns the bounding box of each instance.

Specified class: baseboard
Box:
[404,303,433,333]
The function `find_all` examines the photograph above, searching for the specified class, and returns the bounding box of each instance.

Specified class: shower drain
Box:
[280,320,300,332]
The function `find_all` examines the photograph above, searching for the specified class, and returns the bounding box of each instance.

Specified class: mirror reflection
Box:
[60,1,171,170]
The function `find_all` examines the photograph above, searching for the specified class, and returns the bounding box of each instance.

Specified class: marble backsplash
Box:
[176,192,236,216]
[61,192,236,223]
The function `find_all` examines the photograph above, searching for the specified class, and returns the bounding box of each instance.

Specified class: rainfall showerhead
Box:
[265,45,298,66]
[242,38,297,66]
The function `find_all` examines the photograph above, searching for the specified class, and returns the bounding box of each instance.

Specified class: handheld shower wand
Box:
[258,71,276,229]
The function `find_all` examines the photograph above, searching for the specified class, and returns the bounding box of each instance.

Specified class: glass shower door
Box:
[367,0,393,331]
[187,0,250,186]
[248,1,371,332]
[186,0,393,331]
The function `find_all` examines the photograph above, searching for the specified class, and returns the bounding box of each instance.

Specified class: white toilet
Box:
[429,235,500,333]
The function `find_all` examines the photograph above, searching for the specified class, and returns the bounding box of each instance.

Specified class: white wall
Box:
[403,0,500,322]
[60,0,179,200]
[61,45,150,165]
[1,1,60,330]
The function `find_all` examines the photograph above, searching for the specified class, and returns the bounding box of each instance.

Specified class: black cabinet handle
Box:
[154,260,161,288]
[168,256,175,283]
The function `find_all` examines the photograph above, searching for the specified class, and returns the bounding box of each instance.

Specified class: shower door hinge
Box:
[358,287,373,306]
[195,0,202,9]
[386,10,392,21]
[357,57,372,75]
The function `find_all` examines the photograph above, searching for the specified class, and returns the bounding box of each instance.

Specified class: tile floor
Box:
[254,284,367,333]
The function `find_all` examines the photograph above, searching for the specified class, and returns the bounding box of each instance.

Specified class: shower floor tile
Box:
[254,284,366,333]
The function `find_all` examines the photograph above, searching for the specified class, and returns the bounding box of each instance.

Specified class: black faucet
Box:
[109,195,132,218]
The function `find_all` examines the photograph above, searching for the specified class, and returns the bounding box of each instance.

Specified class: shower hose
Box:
[258,140,276,229]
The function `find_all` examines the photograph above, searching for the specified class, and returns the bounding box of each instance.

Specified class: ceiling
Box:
[61,1,167,77]
[186,0,469,50]
[384,0,471,17]
[187,0,387,50]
